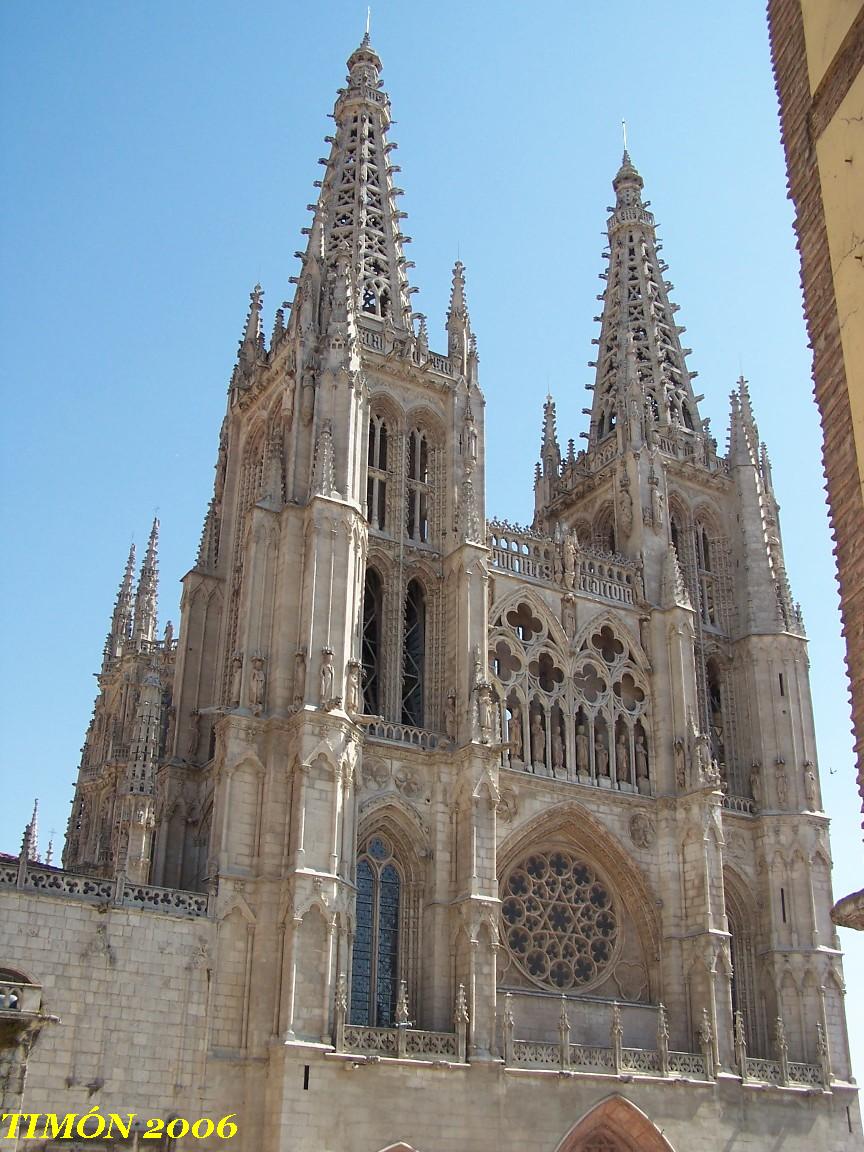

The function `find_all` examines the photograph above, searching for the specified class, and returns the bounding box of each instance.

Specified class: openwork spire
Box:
[297,35,414,330]
[104,542,136,669]
[588,152,701,446]
[133,518,159,644]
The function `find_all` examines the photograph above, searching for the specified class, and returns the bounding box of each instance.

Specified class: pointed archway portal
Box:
[555,1095,677,1152]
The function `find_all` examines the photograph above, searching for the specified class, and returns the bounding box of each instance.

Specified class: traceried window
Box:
[350,835,401,1026]
[361,568,383,715]
[695,522,717,626]
[366,414,388,531]
[406,428,430,543]
[401,580,425,726]
[501,850,619,991]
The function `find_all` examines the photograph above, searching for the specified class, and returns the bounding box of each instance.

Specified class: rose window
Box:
[501,850,619,990]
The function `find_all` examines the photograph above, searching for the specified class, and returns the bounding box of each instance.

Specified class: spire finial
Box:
[622,118,628,157]
[365,6,371,38]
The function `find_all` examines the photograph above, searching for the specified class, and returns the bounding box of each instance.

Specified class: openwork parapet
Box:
[0,861,210,919]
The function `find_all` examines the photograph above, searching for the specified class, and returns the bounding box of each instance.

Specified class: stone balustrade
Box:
[0,861,210,919]
[360,718,440,750]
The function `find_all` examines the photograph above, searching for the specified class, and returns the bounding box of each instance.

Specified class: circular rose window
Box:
[501,850,618,990]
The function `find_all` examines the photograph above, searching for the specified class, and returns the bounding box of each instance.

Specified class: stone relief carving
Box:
[629,811,656,850]
[249,655,266,716]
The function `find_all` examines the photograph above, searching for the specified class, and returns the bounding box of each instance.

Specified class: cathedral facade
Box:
[1,35,860,1152]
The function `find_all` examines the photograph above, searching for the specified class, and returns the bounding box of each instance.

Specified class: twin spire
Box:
[104,518,163,666]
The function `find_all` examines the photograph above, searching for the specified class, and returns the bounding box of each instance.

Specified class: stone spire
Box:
[588,151,701,448]
[728,377,802,633]
[103,542,136,669]
[541,394,562,479]
[294,34,415,331]
[231,284,266,390]
[447,260,476,379]
[133,518,159,644]
[25,799,39,862]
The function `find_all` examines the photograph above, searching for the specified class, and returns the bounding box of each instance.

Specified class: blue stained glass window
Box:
[350,842,402,1026]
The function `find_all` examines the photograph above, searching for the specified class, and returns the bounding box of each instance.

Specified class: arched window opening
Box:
[366,415,389,531]
[401,580,425,726]
[670,516,681,560]
[706,659,726,777]
[726,879,763,1056]
[695,523,717,626]
[406,429,430,543]
[350,835,401,1026]
[681,402,694,430]
[597,412,606,440]
[647,392,660,422]
[361,569,383,715]
[593,508,616,555]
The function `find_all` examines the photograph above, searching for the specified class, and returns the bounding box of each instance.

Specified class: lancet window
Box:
[401,580,425,726]
[695,521,717,626]
[490,604,650,793]
[406,428,430,543]
[361,568,383,715]
[366,415,389,531]
[350,834,402,1026]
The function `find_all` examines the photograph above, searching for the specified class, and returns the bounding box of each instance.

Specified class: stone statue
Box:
[696,732,712,783]
[775,761,788,807]
[320,648,335,709]
[575,723,589,773]
[561,594,576,641]
[164,706,177,758]
[230,653,243,709]
[478,684,493,744]
[651,485,664,528]
[293,648,307,709]
[444,689,457,743]
[595,734,609,777]
[750,762,762,809]
[674,738,686,790]
[509,706,523,761]
[530,710,545,769]
[249,655,266,716]
[563,532,578,590]
[615,732,630,783]
[803,762,818,810]
[551,717,565,777]
[635,734,649,785]
[345,660,360,716]
[163,620,174,647]
[187,709,201,758]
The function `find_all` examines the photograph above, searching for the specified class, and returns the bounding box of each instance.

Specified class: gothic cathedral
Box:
[2,34,859,1152]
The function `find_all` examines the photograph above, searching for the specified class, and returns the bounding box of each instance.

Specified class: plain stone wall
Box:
[2,889,211,1118]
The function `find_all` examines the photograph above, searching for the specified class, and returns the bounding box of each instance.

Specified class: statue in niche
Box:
[561,594,576,641]
[651,486,665,528]
[293,648,307,710]
[552,533,564,584]
[775,760,788,807]
[282,374,296,426]
[615,731,630,783]
[750,762,762,809]
[230,653,243,709]
[319,648,335,709]
[477,685,494,744]
[301,372,315,425]
[444,689,457,743]
[508,706,523,761]
[551,716,565,777]
[803,762,818,810]
[563,532,578,590]
[635,734,649,786]
[164,706,177,759]
[345,661,360,717]
[530,709,546,769]
[595,734,610,778]
[619,483,633,536]
[249,656,266,717]
[674,737,686,790]
[187,710,201,759]
[575,723,590,773]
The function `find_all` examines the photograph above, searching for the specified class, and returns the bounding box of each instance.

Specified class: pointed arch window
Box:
[406,429,430,543]
[695,523,717,626]
[361,569,383,715]
[350,835,401,1026]
[401,580,425,726]
[366,415,389,531]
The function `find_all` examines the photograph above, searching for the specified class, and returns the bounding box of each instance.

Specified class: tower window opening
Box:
[406,429,430,543]
[366,415,388,531]
[780,887,787,924]
[779,672,785,697]
[401,579,425,726]
[361,569,382,715]
[696,523,717,626]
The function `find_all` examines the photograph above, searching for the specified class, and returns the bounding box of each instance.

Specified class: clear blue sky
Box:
[1,1,861,1078]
